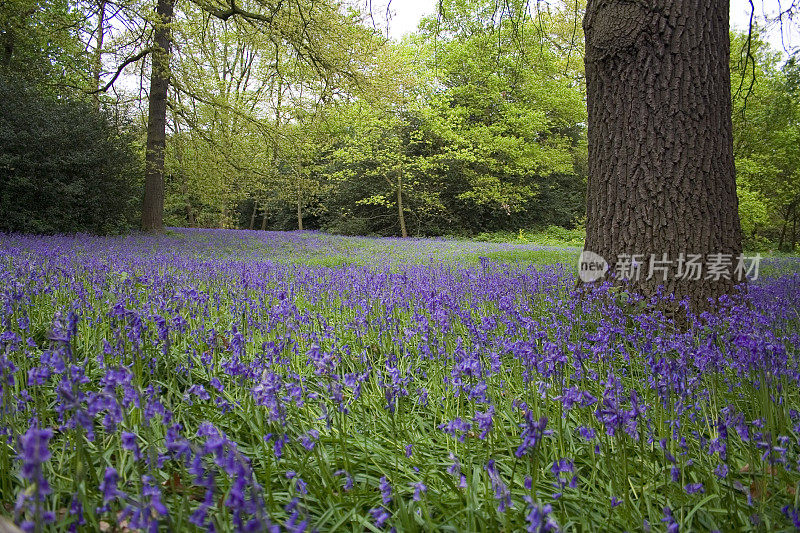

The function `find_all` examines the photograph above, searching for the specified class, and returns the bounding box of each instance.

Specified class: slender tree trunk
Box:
[582,0,742,309]
[141,0,174,232]
[792,211,797,252]
[779,202,797,251]
[267,77,283,232]
[779,215,788,251]
[296,172,303,231]
[249,199,258,230]
[296,200,303,231]
[1,26,13,68]
[178,172,195,228]
[180,172,195,228]
[91,0,106,109]
[397,172,408,238]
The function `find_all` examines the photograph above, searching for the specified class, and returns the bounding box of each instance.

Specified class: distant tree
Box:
[165,7,275,228]
[326,42,434,237]
[418,6,587,233]
[136,0,373,232]
[730,32,800,251]
[329,1,587,238]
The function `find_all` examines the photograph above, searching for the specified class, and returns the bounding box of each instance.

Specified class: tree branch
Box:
[90,48,150,93]
[194,0,282,23]
[734,0,757,114]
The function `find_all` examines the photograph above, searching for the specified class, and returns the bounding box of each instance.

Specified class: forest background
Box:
[1,0,799,251]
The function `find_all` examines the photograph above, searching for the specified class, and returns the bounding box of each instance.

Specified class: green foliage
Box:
[0,0,91,89]
[473,225,586,247]
[736,175,772,250]
[414,0,586,232]
[316,4,586,238]
[163,0,383,229]
[731,31,800,250]
[0,74,141,234]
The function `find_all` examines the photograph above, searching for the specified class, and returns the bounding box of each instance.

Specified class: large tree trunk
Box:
[141,0,174,232]
[582,0,743,309]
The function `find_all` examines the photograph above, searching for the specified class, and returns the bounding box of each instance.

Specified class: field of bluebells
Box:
[2,228,800,532]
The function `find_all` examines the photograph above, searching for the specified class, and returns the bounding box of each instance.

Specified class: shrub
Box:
[0,74,141,234]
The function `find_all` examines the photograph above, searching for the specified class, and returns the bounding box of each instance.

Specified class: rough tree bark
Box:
[582,0,743,309]
[141,0,174,232]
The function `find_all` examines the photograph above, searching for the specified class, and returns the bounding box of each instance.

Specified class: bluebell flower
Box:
[485,460,511,512]
[516,413,551,457]
[380,476,392,505]
[439,418,471,442]
[410,481,427,501]
[662,507,679,533]
[370,507,390,528]
[523,497,558,532]
[334,470,353,491]
[473,406,495,439]
[15,427,54,530]
[684,482,704,495]
[299,429,319,451]
[121,431,141,460]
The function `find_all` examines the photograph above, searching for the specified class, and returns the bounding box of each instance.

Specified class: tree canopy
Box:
[0,0,798,252]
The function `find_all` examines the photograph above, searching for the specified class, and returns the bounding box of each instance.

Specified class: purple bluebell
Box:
[485,460,511,512]
[516,413,552,457]
[410,481,427,501]
[370,507,390,528]
[380,476,392,505]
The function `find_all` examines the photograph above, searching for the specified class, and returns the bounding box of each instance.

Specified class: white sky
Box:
[385,0,799,53]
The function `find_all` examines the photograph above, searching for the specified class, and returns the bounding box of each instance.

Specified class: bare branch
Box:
[734,0,757,113]
[90,48,150,93]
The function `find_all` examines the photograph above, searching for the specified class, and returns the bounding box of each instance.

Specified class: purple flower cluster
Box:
[1,229,799,531]
[14,426,55,532]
